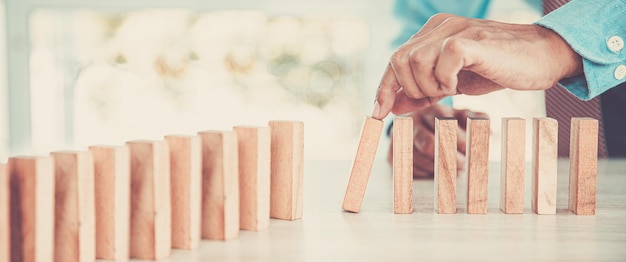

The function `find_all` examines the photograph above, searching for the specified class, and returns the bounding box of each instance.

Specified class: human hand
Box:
[372,13,583,120]
[387,104,489,178]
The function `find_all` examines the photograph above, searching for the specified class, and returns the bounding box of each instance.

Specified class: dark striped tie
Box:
[543,0,608,158]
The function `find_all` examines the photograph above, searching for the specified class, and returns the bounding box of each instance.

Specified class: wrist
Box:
[538,25,583,80]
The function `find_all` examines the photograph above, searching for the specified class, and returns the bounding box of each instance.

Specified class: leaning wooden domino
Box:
[434,117,457,214]
[89,145,130,260]
[569,118,599,215]
[466,118,490,214]
[269,120,304,220]
[198,131,240,240]
[342,117,383,213]
[51,151,96,262]
[165,135,202,249]
[8,156,55,262]
[127,140,171,260]
[532,118,558,215]
[393,116,413,214]
[0,163,8,262]
[234,126,271,230]
[500,118,526,214]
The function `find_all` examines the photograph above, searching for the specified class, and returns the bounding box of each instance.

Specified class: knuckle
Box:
[442,37,465,54]
[427,13,454,25]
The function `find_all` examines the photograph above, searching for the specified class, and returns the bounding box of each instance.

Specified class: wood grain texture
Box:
[434,118,457,214]
[165,135,202,249]
[500,118,526,214]
[466,118,490,214]
[89,145,130,261]
[127,140,171,260]
[392,116,413,214]
[342,117,383,213]
[51,151,96,262]
[569,118,598,215]
[9,156,55,262]
[0,163,8,262]
[234,126,271,231]
[532,118,558,215]
[269,120,305,219]
[198,131,239,241]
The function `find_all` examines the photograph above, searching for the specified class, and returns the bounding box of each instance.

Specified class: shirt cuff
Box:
[534,0,626,100]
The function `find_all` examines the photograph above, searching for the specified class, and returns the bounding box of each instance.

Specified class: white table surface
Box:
[157,159,626,262]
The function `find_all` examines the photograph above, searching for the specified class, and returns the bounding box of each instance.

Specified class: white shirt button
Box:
[615,65,626,80]
[607,36,624,52]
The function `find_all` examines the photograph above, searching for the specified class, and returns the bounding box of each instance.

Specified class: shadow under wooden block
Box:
[393,116,413,214]
[89,145,130,261]
[234,126,270,231]
[466,118,490,214]
[269,120,304,219]
[51,151,96,262]
[342,117,383,213]
[9,156,55,262]
[165,135,202,250]
[127,140,171,260]
[532,118,558,215]
[569,118,598,215]
[500,118,525,214]
[198,131,239,241]
[0,163,8,262]
[434,117,457,214]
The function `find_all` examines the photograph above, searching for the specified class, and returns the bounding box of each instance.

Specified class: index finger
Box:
[372,64,401,120]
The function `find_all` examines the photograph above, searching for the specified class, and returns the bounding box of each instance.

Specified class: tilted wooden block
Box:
[234,126,271,231]
[532,118,558,215]
[569,118,599,215]
[269,120,305,219]
[342,117,383,213]
[9,156,55,262]
[393,116,413,214]
[466,118,490,214]
[89,145,130,261]
[51,151,96,262]
[165,135,202,249]
[127,140,171,260]
[198,131,239,240]
[0,163,8,262]
[500,118,526,214]
[434,118,457,214]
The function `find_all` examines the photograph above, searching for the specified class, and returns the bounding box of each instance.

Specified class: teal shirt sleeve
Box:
[534,0,626,100]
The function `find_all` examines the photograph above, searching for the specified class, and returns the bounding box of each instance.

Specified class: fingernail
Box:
[371,101,381,119]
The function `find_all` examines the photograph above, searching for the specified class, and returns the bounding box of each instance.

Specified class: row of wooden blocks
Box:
[343,116,597,216]
[0,120,304,262]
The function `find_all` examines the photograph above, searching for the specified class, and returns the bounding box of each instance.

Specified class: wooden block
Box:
[8,156,55,262]
[234,126,271,231]
[532,117,558,215]
[0,163,8,262]
[127,140,171,260]
[466,118,490,214]
[500,118,526,214]
[89,145,130,261]
[569,118,598,215]
[342,117,383,213]
[434,118,457,214]
[392,116,413,214]
[165,135,202,249]
[51,151,96,262]
[269,120,305,219]
[198,131,239,240]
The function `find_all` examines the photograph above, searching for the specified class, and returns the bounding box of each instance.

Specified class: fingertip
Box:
[372,101,386,120]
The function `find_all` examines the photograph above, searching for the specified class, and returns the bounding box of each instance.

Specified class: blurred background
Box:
[0,0,543,162]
